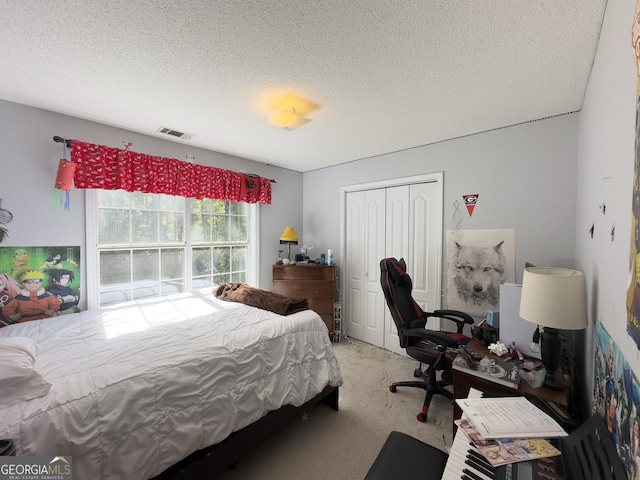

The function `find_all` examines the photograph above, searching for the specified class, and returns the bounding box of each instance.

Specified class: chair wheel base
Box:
[389,385,397,393]
[417,412,427,423]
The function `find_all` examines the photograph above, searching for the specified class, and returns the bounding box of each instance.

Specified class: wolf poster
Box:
[446,229,515,318]
[0,246,81,326]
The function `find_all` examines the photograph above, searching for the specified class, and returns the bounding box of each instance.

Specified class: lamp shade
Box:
[279,227,298,244]
[519,267,588,330]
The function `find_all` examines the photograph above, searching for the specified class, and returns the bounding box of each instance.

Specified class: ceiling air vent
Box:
[156,126,194,140]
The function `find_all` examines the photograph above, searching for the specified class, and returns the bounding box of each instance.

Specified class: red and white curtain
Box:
[70,140,272,204]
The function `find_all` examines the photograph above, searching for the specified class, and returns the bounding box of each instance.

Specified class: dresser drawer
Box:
[273,280,332,300]
[273,265,334,281]
[307,298,333,315]
[319,314,333,333]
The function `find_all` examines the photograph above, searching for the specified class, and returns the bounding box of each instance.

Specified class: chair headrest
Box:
[380,257,423,326]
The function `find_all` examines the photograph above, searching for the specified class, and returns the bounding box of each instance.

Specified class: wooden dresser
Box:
[272,265,335,336]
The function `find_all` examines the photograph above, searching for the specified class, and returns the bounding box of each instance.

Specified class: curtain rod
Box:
[52,136,276,183]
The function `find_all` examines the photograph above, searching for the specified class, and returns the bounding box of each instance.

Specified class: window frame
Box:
[85,189,259,309]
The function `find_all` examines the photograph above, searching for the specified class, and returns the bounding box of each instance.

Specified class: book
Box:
[452,348,522,389]
[454,418,561,467]
[455,396,568,439]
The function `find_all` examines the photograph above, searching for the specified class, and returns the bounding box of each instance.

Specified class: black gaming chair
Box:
[380,257,474,422]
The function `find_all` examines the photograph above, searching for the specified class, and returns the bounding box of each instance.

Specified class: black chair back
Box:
[559,412,626,479]
[380,258,426,347]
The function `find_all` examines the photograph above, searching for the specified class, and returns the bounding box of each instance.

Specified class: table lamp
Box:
[279,226,298,261]
[519,267,588,390]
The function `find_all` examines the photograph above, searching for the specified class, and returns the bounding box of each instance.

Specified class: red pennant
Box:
[463,194,478,216]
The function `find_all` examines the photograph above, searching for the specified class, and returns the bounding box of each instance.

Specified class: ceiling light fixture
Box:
[268,106,311,130]
[264,93,318,131]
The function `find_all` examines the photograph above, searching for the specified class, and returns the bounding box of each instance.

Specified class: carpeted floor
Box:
[215,338,453,480]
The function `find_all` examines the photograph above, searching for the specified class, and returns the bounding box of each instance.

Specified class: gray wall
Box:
[0,99,303,295]
[576,0,637,405]
[303,113,581,302]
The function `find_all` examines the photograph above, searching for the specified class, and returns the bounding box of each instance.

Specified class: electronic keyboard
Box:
[442,389,564,480]
[442,426,496,480]
[442,430,563,480]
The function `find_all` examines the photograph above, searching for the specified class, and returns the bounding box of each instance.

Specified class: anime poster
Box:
[594,321,639,479]
[0,246,81,327]
[627,1,640,348]
[446,229,515,318]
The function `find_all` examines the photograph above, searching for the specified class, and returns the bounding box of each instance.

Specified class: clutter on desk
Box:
[472,317,499,345]
[507,341,524,360]
[452,348,521,389]
[488,341,508,356]
[484,309,500,328]
[519,359,546,388]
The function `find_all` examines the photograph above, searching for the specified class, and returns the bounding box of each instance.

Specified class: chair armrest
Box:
[431,309,474,334]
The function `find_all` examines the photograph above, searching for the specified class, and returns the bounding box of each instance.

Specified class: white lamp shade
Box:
[519,267,588,330]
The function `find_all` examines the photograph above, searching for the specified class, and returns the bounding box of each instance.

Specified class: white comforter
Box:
[0,288,343,479]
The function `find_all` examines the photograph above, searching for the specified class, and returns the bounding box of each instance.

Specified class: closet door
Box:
[384,186,410,355]
[344,178,442,351]
[406,182,442,331]
[345,189,386,345]
[345,191,365,340]
[383,183,442,354]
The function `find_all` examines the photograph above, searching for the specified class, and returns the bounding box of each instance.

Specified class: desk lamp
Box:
[519,267,588,390]
[279,227,298,261]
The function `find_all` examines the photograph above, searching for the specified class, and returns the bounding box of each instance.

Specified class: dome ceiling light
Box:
[264,93,319,131]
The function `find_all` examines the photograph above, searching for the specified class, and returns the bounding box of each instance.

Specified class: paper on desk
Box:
[456,396,568,439]
[454,418,561,467]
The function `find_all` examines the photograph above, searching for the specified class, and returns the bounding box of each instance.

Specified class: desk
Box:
[452,338,569,431]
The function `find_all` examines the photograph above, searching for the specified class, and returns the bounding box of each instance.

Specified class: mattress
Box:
[0,288,343,479]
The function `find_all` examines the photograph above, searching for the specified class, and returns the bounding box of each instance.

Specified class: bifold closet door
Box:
[383,185,410,355]
[345,181,441,351]
[345,189,386,346]
[383,183,441,354]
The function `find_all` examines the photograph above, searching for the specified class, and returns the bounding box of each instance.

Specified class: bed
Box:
[0,287,343,479]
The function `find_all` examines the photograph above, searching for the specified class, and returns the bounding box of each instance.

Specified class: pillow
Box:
[0,337,51,405]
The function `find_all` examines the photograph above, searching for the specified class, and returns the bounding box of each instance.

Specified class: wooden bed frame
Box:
[152,385,339,479]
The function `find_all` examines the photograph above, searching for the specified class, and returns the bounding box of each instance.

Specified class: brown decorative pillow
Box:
[213,282,308,315]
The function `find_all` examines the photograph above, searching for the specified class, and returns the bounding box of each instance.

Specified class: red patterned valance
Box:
[70,140,272,204]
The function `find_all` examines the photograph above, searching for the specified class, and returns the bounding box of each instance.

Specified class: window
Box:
[190,198,249,286]
[86,190,258,308]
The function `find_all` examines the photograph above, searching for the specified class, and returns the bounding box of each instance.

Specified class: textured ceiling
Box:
[0,1,607,172]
